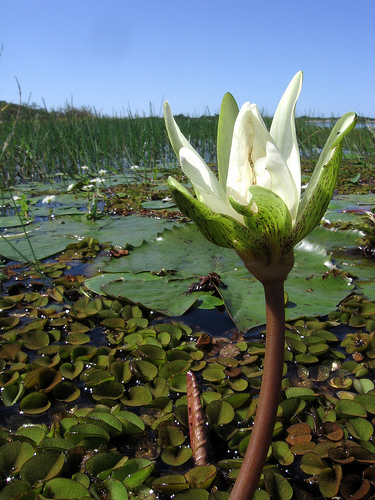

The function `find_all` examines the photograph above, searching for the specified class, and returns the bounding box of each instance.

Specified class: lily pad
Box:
[86,224,353,331]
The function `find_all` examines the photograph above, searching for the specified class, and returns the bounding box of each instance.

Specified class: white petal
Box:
[270,71,303,200]
[164,102,205,161]
[254,141,299,222]
[180,147,243,222]
[227,102,279,206]
[226,103,257,205]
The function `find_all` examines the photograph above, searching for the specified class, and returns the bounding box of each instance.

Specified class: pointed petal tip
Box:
[331,111,358,149]
[163,101,171,116]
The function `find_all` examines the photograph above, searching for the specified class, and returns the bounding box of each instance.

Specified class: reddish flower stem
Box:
[229,280,286,500]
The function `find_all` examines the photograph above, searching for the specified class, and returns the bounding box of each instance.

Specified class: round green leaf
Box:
[346,417,374,441]
[318,465,342,498]
[206,400,235,426]
[19,393,51,415]
[263,470,293,500]
[161,446,192,466]
[335,399,367,418]
[20,451,65,484]
[42,478,90,498]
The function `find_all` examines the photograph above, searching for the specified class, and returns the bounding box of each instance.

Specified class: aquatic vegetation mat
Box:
[0,261,375,499]
[0,177,374,498]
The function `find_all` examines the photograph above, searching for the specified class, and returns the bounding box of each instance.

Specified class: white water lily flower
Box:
[42,195,56,204]
[90,178,104,185]
[164,72,357,277]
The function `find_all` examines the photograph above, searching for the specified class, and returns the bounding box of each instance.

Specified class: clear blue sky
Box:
[1,1,374,117]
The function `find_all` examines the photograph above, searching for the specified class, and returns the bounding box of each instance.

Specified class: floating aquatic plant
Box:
[164,71,357,499]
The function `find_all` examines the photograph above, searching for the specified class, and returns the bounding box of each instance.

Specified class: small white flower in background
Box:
[12,196,20,202]
[82,184,95,191]
[98,169,107,176]
[90,178,105,185]
[81,166,89,172]
[67,183,75,191]
[42,195,56,204]
[130,165,139,170]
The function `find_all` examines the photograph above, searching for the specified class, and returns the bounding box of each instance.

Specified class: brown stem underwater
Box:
[229,280,286,500]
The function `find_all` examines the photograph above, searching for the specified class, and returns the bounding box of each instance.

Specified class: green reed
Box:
[0,101,373,186]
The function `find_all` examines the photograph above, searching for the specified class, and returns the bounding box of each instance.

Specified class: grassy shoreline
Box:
[1,101,374,187]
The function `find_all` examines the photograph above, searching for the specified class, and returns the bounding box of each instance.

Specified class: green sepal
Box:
[168,177,269,261]
[289,112,357,249]
[217,93,239,191]
[229,185,293,253]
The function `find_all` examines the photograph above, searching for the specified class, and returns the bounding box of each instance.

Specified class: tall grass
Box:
[0,101,373,186]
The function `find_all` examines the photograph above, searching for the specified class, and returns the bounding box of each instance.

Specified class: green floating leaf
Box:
[39,437,75,452]
[141,200,176,209]
[0,441,34,479]
[201,367,226,382]
[156,421,185,448]
[115,410,145,435]
[185,465,217,489]
[161,446,192,466]
[263,470,293,500]
[353,394,375,414]
[64,423,110,445]
[345,417,374,441]
[14,425,46,445]
[59,361,84,380]
[300,452,327,475]
[285,387,317,401]
[206,400,235,426]
[111,458,154,489]
[79,412,123,437]
[0,480,35,500]
[110,361,132,384]
[1,383,25,406]
[95,272,199,317]
[42,477,90,499]
[91,223,353,332]
[19,392,51,415]
[91,380,125,401]
[335,399,367,418]
[103,478,129,500]
[20,450,65,484]
[272,441,294,466]
[137,345,167,367]
[85,450,124,477]
[318,465,342,498]
[253,490,270,500]
[21,330,50,350]
[174,490,210,500]
[130,359,158,382]
[121,385,153,406]
[152,474,189,495]
[353,378,375,394]
[0,215,180,261]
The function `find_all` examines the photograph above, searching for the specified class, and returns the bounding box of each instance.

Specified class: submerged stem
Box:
[229,280,286,500]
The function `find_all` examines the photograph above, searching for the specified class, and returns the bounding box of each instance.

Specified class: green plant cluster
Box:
[0,101,373,187]
[0,253,375,499]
